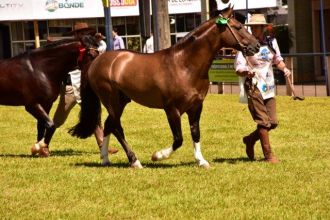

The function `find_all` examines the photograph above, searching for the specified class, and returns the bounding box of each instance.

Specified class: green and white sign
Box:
[208,59,237,82]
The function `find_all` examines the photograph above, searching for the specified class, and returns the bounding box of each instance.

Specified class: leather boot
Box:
[258,127,279,163]
[243,129,259,160]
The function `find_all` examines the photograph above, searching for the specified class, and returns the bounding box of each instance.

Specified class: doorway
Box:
[0,23,11,59]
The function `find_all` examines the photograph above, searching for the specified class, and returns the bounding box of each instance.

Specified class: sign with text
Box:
[217,0,278,10]
[0,0,104,21]
[208,59,237,82]
[0,0,204,21]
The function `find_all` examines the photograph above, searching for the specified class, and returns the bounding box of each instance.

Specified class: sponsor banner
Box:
[110,0,139,17]
[0,0,104,21]
[168,0,201,14]
[0,0,279,21]
[217,0,278,10]
[110,0,202,17]
[0,1,28,21]
[208,59,237,83]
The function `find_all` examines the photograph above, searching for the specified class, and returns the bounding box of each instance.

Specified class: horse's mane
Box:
[42,38,78,49]
[172,3,230,51]
[173,18,216,50]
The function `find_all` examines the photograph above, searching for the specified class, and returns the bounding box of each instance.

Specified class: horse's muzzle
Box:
[245,43,260,56]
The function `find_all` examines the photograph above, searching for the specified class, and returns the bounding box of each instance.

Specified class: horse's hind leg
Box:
[102,114,142,168]
[100,92,141,168]
[152,107,182,161]
[37,120,46,142]
[26,104,54,157]
[187,103,210,168]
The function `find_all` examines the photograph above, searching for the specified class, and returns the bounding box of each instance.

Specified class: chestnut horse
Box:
[70,7,260,168]
[0,36,98,157]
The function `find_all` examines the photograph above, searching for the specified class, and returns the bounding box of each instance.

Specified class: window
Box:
[48,20,72,37]
[11,22,23,41]
[23,22,35,40]
[127,36,141,51]
[126,17,140,35]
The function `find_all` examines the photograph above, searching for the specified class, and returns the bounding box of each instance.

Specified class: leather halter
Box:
[78,45,99,64]
[217,14,248,55]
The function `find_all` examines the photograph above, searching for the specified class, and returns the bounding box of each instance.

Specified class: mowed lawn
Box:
[0,94,329,219]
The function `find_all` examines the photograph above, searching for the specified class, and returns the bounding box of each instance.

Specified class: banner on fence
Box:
[208,59,237,82]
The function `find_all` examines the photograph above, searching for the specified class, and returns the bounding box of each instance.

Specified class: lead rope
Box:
[216,14,270,91]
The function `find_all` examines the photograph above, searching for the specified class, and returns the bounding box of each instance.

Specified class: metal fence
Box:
[209,54,330,97]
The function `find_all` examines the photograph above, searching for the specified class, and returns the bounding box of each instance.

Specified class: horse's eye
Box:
[235,25,242,31]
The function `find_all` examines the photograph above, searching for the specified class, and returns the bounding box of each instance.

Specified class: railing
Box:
[209,53,330,97]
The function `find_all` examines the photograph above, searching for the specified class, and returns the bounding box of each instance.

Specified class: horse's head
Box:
[77,35,100,68]
[216,6,260,56]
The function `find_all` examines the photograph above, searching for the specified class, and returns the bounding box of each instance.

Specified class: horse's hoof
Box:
[199,161,210,169]
[131,160,143,169]
[108,147,119,155]
[31,145,39,156]
[152,151,166,161]
[39,147,50,157]
[151,152,160,161]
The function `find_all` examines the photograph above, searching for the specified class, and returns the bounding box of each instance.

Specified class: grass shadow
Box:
[213,157,252,164]
[50,149,88,157]
[0,153,32,158]
[74,161,196,169]
[0,149,93,158]
[74,161,128,168]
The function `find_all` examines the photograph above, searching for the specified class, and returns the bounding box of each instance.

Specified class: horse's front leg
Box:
[152,107,182,161]
[187,103,210,168]
[26,104,55,157]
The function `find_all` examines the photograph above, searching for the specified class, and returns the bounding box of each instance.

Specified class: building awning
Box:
[0,0,280,22]
[0,0,203,21]
[217,0,279,10]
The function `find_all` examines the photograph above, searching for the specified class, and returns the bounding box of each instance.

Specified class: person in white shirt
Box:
[95,32,107,54]
[143,33,154,53]
[235,14,291,164]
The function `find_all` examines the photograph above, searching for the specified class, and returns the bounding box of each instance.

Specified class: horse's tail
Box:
[69,80,101,139]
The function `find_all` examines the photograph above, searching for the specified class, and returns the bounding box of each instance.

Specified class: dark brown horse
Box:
[70,6,260,168]
[0,36,98,157]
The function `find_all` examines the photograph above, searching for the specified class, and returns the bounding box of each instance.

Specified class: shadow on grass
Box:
[50,149,88,157]
[0,154,32,158]
[74,161,196,169]
[0,149,92,158]
[213,157,252,164]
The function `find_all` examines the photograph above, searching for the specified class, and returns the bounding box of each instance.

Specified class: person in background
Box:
[112,28,125,50]
[143,33,154,53]
[52,23,118,155]
[95,32,107,54]
[234,14,292,163]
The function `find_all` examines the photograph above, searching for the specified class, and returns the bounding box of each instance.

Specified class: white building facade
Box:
[0,0,280,58]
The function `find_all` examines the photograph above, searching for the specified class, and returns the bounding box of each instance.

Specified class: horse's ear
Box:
[222,3,234,18]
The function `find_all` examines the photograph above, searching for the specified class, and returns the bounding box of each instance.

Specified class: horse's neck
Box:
[175,19,222,80]
[36,46,79,73]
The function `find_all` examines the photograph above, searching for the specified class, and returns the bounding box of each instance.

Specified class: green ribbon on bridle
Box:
[216,17,229,25]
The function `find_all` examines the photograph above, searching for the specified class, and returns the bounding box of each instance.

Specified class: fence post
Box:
[327,56,330,96]
[218,82,224,94]
[285,57,294,96]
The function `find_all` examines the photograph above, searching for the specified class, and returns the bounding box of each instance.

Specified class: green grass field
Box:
[0,95,329,219]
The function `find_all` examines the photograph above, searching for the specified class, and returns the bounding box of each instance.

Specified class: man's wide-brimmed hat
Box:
[95,33,106,40]
[66,22,96,35]
[245,14,271,26]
